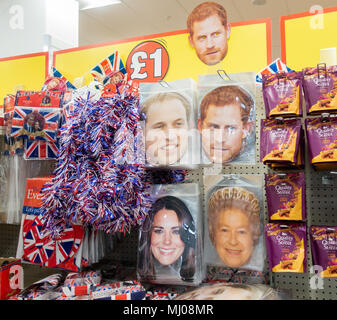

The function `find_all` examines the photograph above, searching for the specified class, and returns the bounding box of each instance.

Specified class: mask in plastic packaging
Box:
[197,72,256,165]
[137,183,202,286]
[139,79,199,169]
[204,174,265,273]
[175,282,287,300]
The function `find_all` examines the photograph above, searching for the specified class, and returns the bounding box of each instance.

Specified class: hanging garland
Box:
[40,81,187,238]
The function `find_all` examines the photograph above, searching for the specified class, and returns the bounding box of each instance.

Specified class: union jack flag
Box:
[22,215,57,265]
[90,51,126,84]
[62,285,92,297]
[91,281,145,300]
[51,67,77,90]
[11,107,60,142]
[256,58,294,84]
[24,139,59,160]
[22,214,83,269]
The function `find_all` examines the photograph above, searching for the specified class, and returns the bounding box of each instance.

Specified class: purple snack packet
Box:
[262,71,303,118]
[305,115,337,169]
[265,172,306,221]
[265,223,307,273]
[260,118,301,166]
[302,64,337,115]
[310,226,337,277]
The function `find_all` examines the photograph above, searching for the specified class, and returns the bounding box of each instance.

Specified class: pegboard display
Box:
[1,86,337,300]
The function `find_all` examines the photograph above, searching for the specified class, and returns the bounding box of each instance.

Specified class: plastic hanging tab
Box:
[317,62,327,79]
[217,69,231,81]
[275,116,284,124]
[226,174,240,180]
[321,174,335,185]
[321,113,330,122]
[276,71,287,85]
[158,80,170,88]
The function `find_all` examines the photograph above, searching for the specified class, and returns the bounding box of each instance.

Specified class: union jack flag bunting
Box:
[256,58,294,84]
[24,139,59,160]
[91,282,146,300]
[21,214,84,271]
[51,67,77,90]
[11,107,60,142]
[90,51,126,84]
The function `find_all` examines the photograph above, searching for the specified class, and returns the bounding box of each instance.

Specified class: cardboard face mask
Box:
[204,175,265,274]
[197,73,256,165]
[137,183,202,286]
[140,79,199,169]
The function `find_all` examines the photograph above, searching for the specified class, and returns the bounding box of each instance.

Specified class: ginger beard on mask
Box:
[145,98,189,165]
[198,103,248,164]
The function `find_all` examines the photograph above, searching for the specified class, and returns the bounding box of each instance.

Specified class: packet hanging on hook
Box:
[265,223,307,273]
[137,183,203,286]
[197,72,256,165]
[260,118,302,167]
[302,64,337,115]
[262,71,303,118]
[310,226,337,277]
[204,174,265,273]
[139,78,199,169]
[265,172,306,221]
[305,115,337,170]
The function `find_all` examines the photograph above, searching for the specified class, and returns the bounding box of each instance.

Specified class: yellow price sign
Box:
[0,52,48,105]
[54,18,271,85]
[281,6,337,70]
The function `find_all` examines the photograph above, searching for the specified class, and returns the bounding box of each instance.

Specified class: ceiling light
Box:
[252,0,266,5]
[80,0,121,10]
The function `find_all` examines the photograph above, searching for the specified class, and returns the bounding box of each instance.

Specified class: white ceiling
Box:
[78,0,337,59]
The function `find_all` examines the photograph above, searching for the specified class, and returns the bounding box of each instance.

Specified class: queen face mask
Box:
[204,174,265,273]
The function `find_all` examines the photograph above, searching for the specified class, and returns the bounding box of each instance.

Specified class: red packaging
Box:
[4,94,16,113]
[0,258,22,300]
[15,90,64,108]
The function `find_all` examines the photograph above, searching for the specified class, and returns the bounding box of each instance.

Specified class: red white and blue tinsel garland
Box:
[39,83,151,236]
[39,81,187,237]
